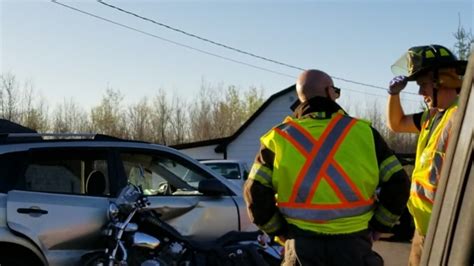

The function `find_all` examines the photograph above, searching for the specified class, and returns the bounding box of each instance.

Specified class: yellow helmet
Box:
[391,44,467,81]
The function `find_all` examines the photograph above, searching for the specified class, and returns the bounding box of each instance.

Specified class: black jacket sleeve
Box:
[243,144,288,236]
[369,127,411,232]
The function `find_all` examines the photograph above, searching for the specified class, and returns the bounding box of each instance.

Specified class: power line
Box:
[51,0,296,80]
[98,0,419,96]
[51,1,420,103]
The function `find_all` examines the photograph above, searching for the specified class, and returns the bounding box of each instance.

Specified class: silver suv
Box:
[0,133,255,265]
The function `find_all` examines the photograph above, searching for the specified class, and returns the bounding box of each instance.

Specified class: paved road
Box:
[373,240,411,266]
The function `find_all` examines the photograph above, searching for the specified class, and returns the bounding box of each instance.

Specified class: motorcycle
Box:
[80,183,282,266]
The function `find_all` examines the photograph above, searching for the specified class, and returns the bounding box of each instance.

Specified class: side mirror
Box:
[198,179,228,196]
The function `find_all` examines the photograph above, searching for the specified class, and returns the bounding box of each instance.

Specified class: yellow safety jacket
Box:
[252,111,385,234]
[408,102,458,236]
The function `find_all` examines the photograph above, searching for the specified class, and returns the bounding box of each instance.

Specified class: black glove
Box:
[388,75,408,95]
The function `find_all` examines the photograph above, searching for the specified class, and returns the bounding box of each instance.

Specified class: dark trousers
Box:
[282,227,384,266]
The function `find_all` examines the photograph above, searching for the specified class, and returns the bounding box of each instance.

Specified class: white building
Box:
[172,85,297,166]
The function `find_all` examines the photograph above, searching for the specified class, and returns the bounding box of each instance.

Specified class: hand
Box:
[388,75,408,95]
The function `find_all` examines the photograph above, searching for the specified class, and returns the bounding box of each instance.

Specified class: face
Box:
[416,74,435,108]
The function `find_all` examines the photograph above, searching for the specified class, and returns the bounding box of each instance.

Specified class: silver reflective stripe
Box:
[429,153,443,185]
[379,158,401,182]
[294,116,353,203]
[279,204,373,221]
[278,123,314,154]
[374,206,400,227]
[412,182,435,202]
[326,164,359,202]
[254,168,272,184]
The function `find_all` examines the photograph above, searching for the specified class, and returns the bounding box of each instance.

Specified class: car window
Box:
[3,149,110,196]
[120,151,210,196]
[204,163,241,180]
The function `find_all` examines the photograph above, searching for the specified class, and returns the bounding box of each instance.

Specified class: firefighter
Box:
[244,69,410,266]
[387,44,467,266]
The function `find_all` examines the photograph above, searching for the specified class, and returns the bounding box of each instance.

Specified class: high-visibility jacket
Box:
[408,102,458,236]
[253,111,386,234]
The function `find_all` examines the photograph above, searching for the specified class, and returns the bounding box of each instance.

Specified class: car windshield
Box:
[204,163,241,180]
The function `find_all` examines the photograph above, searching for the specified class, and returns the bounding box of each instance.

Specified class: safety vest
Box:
[260,112,379,234]
[408,102,458,236]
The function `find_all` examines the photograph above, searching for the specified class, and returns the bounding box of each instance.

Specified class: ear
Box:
[439,68,463,90]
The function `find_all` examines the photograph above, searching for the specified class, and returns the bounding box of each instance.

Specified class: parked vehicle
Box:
[81,182,281,266]
[0,132,256,265]
[201,160,250,188]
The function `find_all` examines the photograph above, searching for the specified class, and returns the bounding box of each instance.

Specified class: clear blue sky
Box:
[1,0,473,112]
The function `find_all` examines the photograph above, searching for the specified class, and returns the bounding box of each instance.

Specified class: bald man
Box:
[244,69,409,266]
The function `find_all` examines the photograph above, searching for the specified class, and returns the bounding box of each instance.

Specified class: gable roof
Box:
[170,84,295,152]
[215,84,295,152]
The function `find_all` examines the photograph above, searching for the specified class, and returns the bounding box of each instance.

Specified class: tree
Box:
[52,98,89,133]
[127,97,151,141]
[0,73,20,122]
[453,14,473,60]
[150,89,172,144]
[19,82,49,132]
[90,88,126,138]
[168,96,189,145]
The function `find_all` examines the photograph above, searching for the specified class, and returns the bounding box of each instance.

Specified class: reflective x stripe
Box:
[293,116,355,203]
[276,122,314,154]
[280,203,373,222]
[326,164,360,202]
[379,155,403,182]
[412,181,435,203]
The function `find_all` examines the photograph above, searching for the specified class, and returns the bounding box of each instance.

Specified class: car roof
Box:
[0,133,181,155]
[201,159,242,163]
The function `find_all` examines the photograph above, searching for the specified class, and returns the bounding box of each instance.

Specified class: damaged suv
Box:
[0,132,255,265]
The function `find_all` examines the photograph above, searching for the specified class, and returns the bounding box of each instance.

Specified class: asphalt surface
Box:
[373,240,411,266]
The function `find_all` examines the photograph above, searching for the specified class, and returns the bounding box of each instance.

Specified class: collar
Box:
[293,97,347,119]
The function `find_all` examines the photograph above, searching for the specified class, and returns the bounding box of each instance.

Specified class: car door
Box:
[117,148,239,241]
[5,148,115,264]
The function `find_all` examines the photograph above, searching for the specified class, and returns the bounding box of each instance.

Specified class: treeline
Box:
[0,73,264,145]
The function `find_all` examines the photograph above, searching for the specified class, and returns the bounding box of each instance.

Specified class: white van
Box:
[201,160,250,188]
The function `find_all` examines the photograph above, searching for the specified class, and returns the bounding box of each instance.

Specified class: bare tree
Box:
[127,97,151,141]
[0,73,20,122]
[168,96,189,145]
[90,88,126,138]
[52,98,89,133]
[189,81,214,141]
[150,89,172,144]
[19,82,49,132]
[453,14,473,60]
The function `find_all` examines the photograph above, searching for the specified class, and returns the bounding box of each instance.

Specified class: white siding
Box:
[179,145,224,160]
[226,90,296,166]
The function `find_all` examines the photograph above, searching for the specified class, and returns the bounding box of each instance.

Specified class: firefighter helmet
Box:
[391,44,467,81]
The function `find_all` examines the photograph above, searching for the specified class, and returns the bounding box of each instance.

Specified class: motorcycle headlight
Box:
[108,202,119,220]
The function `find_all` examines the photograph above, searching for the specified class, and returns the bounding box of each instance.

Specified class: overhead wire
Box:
[51,0,421,103]
[51,0,296,79]
[97,0,420,97]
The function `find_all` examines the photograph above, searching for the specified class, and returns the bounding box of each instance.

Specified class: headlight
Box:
[108,202,119,220]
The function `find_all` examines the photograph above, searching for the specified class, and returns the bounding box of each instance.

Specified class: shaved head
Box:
[296,69,334,102]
